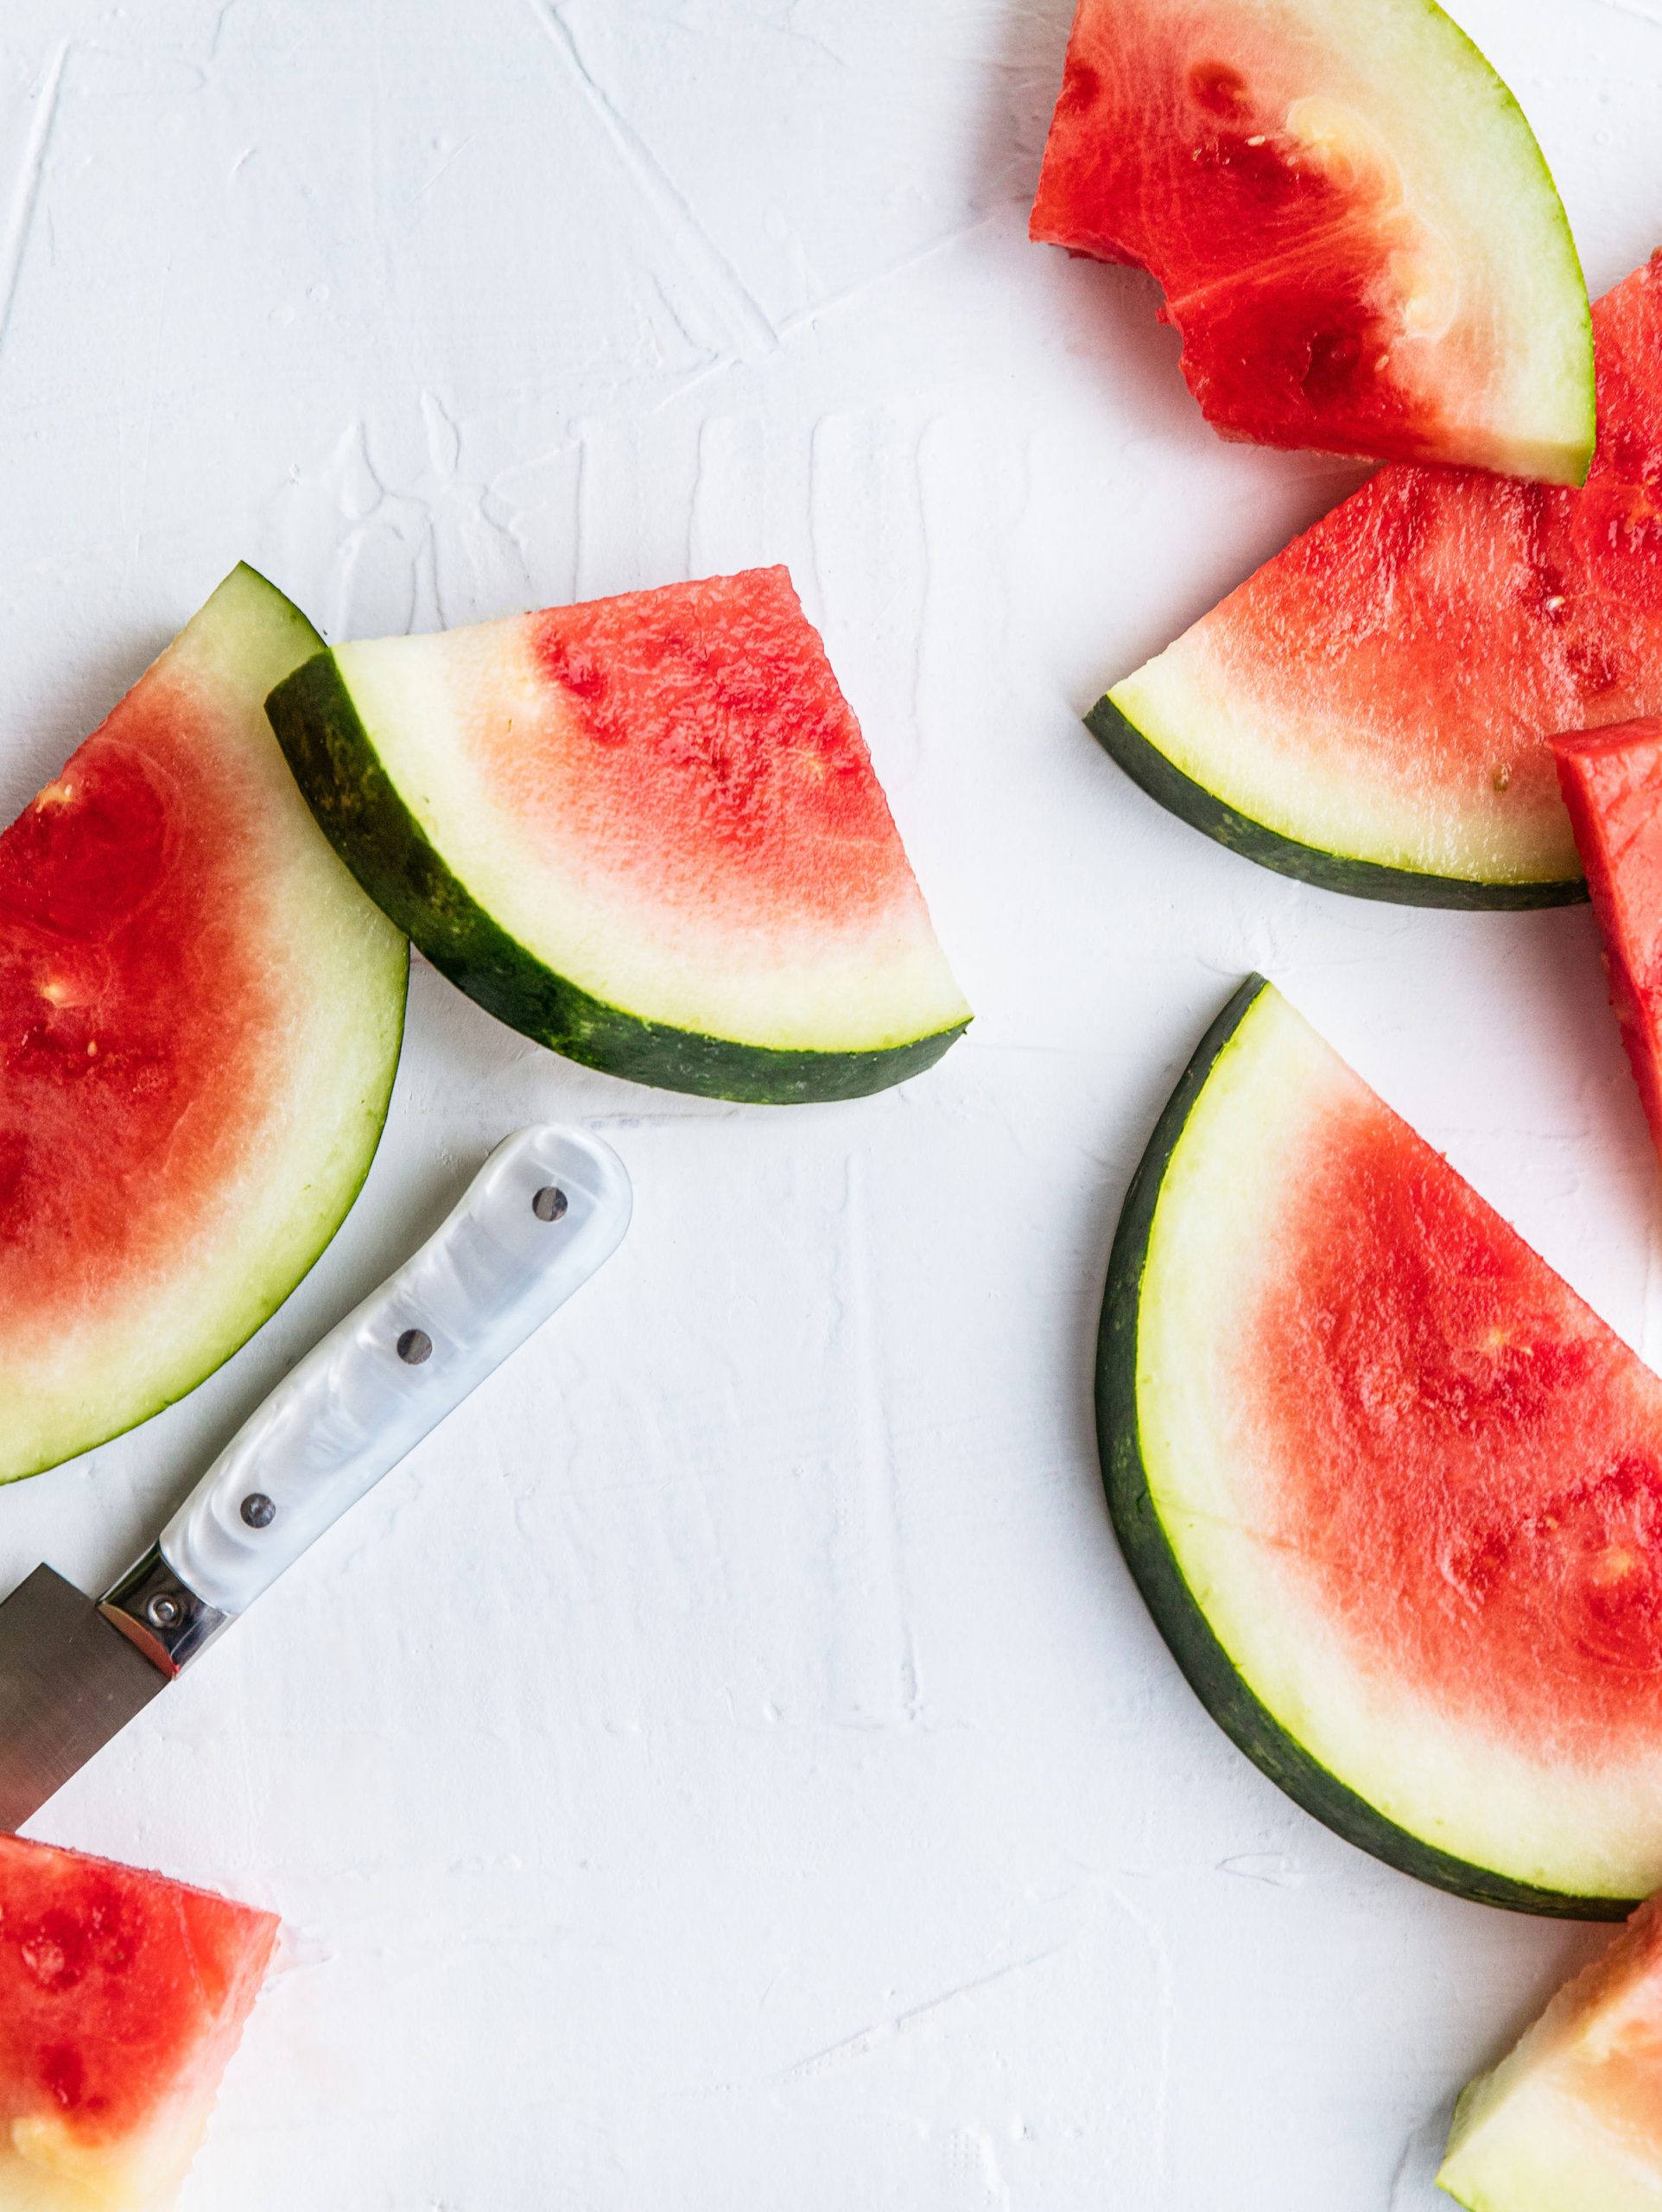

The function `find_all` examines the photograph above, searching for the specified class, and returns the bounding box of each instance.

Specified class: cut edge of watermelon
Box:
[1088,693,1586,908]
[0,566,409,1484]
[267,639,971,1105]
[1100,976,1639,1918]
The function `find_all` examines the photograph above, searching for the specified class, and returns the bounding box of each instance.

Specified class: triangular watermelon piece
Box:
[1031,0,1593,481]
[1439,1894,1662,2209]
[1103,976,1662,1915]
[1552,721,1662,1173]
[0,567,408,1483]
[266,566,970,1103]
[0,1834,277,2208]
[1095,255,1662,905]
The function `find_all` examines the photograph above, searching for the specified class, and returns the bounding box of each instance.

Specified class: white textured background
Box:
[0,1,1659,2204]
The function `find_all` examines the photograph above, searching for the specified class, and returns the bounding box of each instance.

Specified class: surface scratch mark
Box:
[1590,0,1662,22]
[0,41,69,370]
[523,0,777,359]
[777,1943,1069,2082]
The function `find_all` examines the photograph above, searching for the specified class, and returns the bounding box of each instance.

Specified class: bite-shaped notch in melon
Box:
[1101,976,1662,1916]
[1096,254,1662,906]
[1031,0,1594,481]
[1552,721,1662,1174]
[0,566,408,1484]
[1439,1895,1662,2210]
[265,566,971,1104]
[0,1834,277,2209]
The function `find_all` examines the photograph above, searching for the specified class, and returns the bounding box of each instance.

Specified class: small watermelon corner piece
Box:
[1031,0,1594,483]
[1103,976,1662,1915]
[1551,719,1662,1173]
[0,1833,278,2209]
[265,566,972,1105]
[1094,253,1662,906]
[1438,1893,1662,2210]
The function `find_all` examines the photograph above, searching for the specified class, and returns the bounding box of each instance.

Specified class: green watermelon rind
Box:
[2,567,409,1486]
[1097,974,1629,1921]
[1088,694,1589,910]
[266,652,968,1106]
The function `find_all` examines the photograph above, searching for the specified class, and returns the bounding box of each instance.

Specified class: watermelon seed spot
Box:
[532,1185,568,1223]
[397,1328,433,1365]
[1493,765,1513,792]
[1246,133,1266,146]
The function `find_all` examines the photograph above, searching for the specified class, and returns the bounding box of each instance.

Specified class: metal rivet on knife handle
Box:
[396,1327,433,1365]
[532,1185,568,1222]
[147,1593,181,1629]
[240,1493,276,1529]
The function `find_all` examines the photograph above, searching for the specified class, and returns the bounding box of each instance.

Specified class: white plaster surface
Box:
[0,0,1657,2203]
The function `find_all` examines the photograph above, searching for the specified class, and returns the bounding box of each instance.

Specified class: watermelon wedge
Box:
[1101,976,1662,1916]
[1096,254,1662,905]
[266,566,970,1103]
[1438,1895,1662,2209]
[0,566,407,1484]
[1031,0,1594,481]
[1552,721,1662,1172]
[0,1834,277,2209]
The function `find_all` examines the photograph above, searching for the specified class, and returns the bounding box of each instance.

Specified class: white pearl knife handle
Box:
[99,1125,631,1674]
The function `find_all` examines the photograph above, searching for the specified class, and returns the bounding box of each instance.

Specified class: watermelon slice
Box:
[1552,721,1662,1171]
[1438,1895,1662,2209]
[1031,0,1594,481]
[0,1833,277,2208]
[1095,254,1662,906]
[0,566,407,1484]
[1101,976,1662,1916]
[265,566,970,1103]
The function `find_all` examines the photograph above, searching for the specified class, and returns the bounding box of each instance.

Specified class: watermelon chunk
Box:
[1101,976,1662,1915]
[0,1834,276,2209]
[0,566,408,1484]
[266,567,970,1103]
[1551,721,1662,1170]
[1096,254,1662,905]
[1438,1896,1662,2209]
[1031,0,1593,481]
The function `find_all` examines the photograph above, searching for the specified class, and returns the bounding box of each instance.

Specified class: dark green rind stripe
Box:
[1088,695,1588,912]
[268,655,968,1106]
[1097,975,1631,1922]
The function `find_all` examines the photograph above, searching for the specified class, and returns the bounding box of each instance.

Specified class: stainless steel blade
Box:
[0,1565,168,1831]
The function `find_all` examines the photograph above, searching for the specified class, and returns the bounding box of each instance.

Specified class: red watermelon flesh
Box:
[0,1834,276,2207]
[1031,0,1593,480]
[1553,721,1662,1169]
[1253,1081,1662,1751]
[522,569,927,939]
[1108,255,1662,891]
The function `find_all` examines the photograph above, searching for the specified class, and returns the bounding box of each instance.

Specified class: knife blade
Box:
[0,1123,631,1831]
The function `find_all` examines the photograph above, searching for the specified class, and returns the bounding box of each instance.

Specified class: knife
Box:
[0,1122,631,1832]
